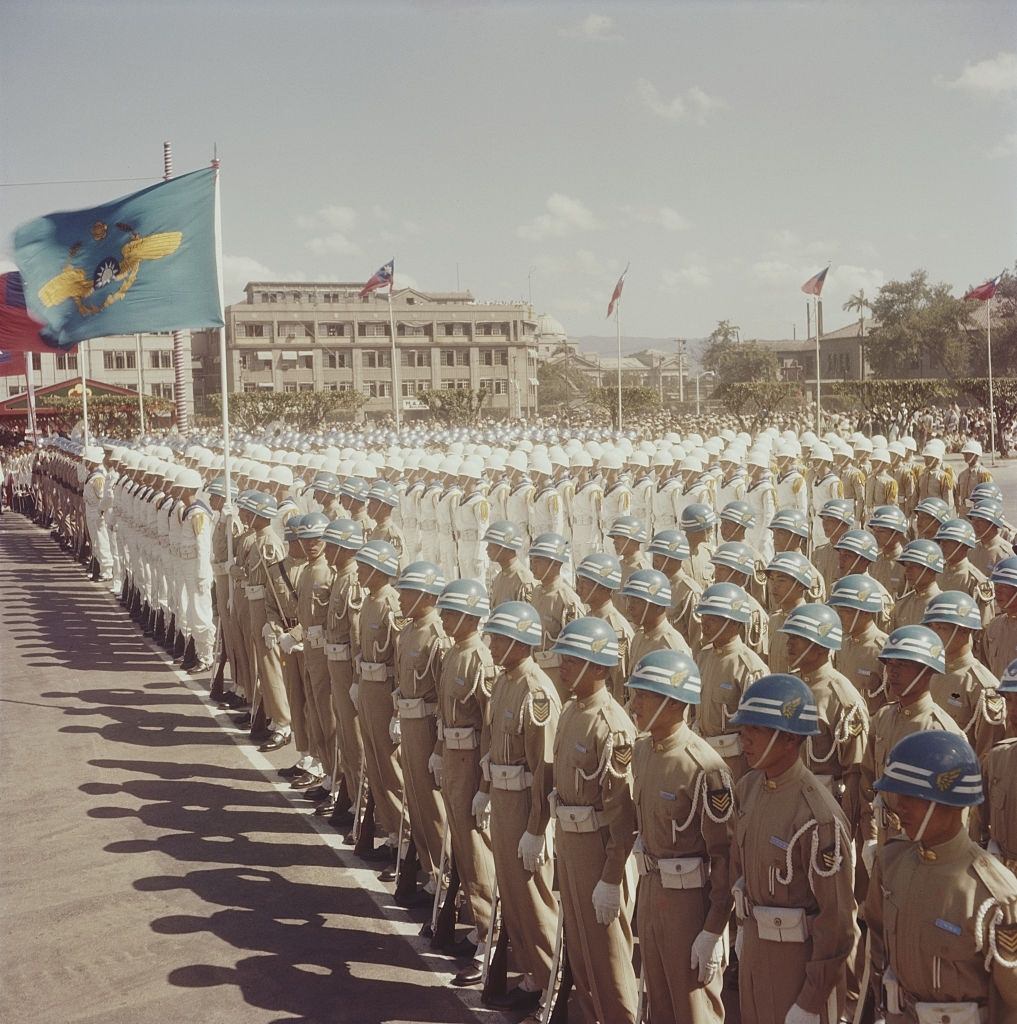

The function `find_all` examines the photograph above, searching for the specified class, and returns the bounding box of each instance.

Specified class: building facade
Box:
[225,282,539,418]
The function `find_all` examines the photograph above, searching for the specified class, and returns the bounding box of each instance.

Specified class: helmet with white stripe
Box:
[647,530,690,561]
[867,505,909,535]
[483,601,542,646]
[620,569,672,608]
[728,674,821,736]
[828,574,887,614]
[696,582,752,624]
[576,553,623,591]
[396,561,446,596]
[874,732,982,807]
[437,579,490,618]
[935,518,976,549]
[921,590,982,631]
[835,529,879,563]
[779,602,843,650]
[550,616,620,667]
[627,650,701,705]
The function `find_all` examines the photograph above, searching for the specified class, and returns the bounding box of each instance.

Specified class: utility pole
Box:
[676,338,686,404]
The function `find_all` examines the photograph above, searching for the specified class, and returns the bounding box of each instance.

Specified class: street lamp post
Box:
[695,370,716,417]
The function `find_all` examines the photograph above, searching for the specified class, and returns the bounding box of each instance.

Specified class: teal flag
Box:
[13,167,223,346]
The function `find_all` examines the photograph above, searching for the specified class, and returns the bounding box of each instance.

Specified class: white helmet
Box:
[599,450,624,471]
[529,453,553,476]
[871,448,890,465]
[811,442,833,463]
[961,439,983,457]
[747,449,770,469]
[922,438,946,460]
[570,450,593,469]
[506,450,529,473]
[269,465,294,486]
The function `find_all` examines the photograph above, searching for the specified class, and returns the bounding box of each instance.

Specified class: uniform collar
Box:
[899,691,934,717]
[762,758,807,791]
[917,828,969,865]
[505,656,534,682]
[651,720,688,753]
[945,648,975,673]
[574,684,611,712]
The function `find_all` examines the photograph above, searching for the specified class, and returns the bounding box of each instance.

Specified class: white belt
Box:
[306,625,325,649]
[360,660,390,681]
[245,584,266,600]
[704,732,742,757]
[326,642,351,661]
[573,516,595,526]
[534,650,562,668]
[396,696,438,719]
[443,726,478,750]
[489,763,533,791]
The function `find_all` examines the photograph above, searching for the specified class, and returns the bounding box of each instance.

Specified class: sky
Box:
[2,1,1015,344]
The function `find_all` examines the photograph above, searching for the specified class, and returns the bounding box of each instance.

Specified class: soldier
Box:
[483,521,536,606]
[969,500,1014,578]
[548,617,639,1024]
[913,496,952,542]
[866,731,1017,1021]
[529,453,564,541]
[176,467,216,673]
[600,450,633,538]
[890,539,945,630]
[82,446,113,582]
[936,518,995,626]
[888,440,918,517]
[774,438,808,516]
[608,515,651,590]
[695,581,768,780]
[769,507,812,565]
[813,499,855,595]
[863,448,899,522]
[810,442,845,549]
[681,503,718,590]
[859,625,959,860]
[717,447,747,509]
[623,569,692,669]
[868,505,909,599]
[651,453,683,535]
[985,558,1017,678]
[956,438,993,511]
[571,452,604,558]
[765,551,816,673]
[984,659,1017,866]
[744,452,777,560]
[433,579,497,983]
[575,553,634,704]
[829,574,891,714]
[453,460,490,583]
[916,438,955,508]
[841,443,868,524]
[400,461,424,561]
[529,532,585,700]
[709,541,770,657]
[418,460,443,565]
[367,480,405,558]
[393,561,448,905]
[505,451,535,556]
[479,601,561,1014]
[922,590,1005,759]
[628,649,734,1023]
[647,529,703,649]
[730,673,857,1024]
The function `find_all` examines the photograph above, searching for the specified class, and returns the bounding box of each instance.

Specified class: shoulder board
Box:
[973,851,1017,899]
[184,499,213,519]
[943,465,956,489]
[801,778,841,824]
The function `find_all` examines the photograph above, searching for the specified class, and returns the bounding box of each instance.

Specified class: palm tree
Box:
[843,289,872,379]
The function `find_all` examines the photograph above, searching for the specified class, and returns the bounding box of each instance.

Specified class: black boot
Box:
[120,575,130,606]
[89,557,101,582]
[393,839,422,904]
[162,617,177,652]
[209,650,227,703]
[180,637,197,671]
[173,630,186,659]
[153,610,166,645]
[353,792,377,857]
[130,590,142,622]
[143,605,156,637]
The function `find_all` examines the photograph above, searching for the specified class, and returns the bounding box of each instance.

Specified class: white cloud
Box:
[517,193,601,240]
[221,255,307,303]
[297,204,357,231]
[661,265,712,291]
[531,249,622,280]
[305,233,361,257]
[636,79,727,124]
[656,207,690,231]
[297,204,361,257]
[989,131,1017,158]
[560,13,619,39]
[944,51,1017,96]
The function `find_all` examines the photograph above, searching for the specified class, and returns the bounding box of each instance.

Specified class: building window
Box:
[364,381,392,398]
[243,324,266,337]
[440,349,455,367]
[322,292,342,303]
[103,350,135,370]
[284,383,298,393]
[244,383,258,393]
[455,350,470,366]
[337,382,353,393]
[323,383,338,392]
[362,350,392,369]
[475,323,505,336]
[298,382,314,392]
[442,323,467,336]
[150,350,172,369]
[298,355,313,369]
[151,383,174,399]
[401,381,430,397]
[324,351,349,369]
[400,349,431,367]
[397,323,427,337]
[360,322,389,337]
[320,323,346,337]
[56,352,78,371]
[32,353,42,371]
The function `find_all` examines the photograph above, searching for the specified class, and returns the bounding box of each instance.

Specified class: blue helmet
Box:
[323,518,364,550]
[621,568,672,608]
[484,520,525,552]
[608,515,649,543]
[248,491,278,520]
[697,582,752,624]
[835,529,879,563]
[627,650,702,705]
[483,601,543,646]
[780,602,843,650]
[922,590,982,631]
[680,503,718,533]
[529,532,570,564]
[284,514,304,543]
[936,518,977,549]
[235,489,262,513]
[720,501,756,529]
[769,508,810,539]
[970,482,1003,505]
[878,625,946,673]
[367,480,400,508]
[397,560,447,596]
[828,573,888,614]
[968,499,1007,529]
[339,476,368,501]
[647,529,690,561]
[297,511,331,540]
[711,541,756,578]
[437,578,490,618]
[575,552,623,590]
[999,658,1017,694]
[355,539,400,577]
[311,471,341,496]
[867,505,909,535]
[898,539,944,574]
[728,674,821,736]
[765,550,816,589]
[874,732,982,807]
[991,557,1017,588]
[915,497,952,524]
[550,616,620,667]
[819,499,855,525]
[206,476,227,499]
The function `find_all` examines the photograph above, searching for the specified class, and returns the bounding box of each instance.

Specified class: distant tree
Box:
[537,346,590,410]
[719,381,802,430]
[210,389,366,431]
[589,385,660,429]
[843,289,871,331]
[865,270,970,378]
[418,387,489,425]
[702,337,778,388]
[708,320,741,346]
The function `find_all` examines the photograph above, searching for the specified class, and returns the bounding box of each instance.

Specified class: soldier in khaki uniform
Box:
[890,540,944,631]
[527,533,582,688]
[719,501,769,607]
[575,553,634,702]
[608,515,652,591]
[864,448,899,523]
[813,499,855,595]
[913,496,952,542]
[922,591,1005,759]
[730,674,857,1024]
[829,574,891,714]
[623,569,692,671]
[228,495,260,712]
[367,480,405,558]
[888,440,917,517]
[434,579,497,982]
[916,438,955,507]
[985,558,1017,678]
[710,542,770,658]
[764,551,814,674]
[479,601,560,1015]
[969,501,1014,579]
[866,731,1017,1022]
[628,649,734,1024]
[984,660,1017,864]
[548,617,639,1024]
[680,504,717,590]
[833,527,880,584]
[483,521,535,606]
[648,529,704,650]
[695,582,768,780]
[936,518,995,627]
[956,438,994,511]
[868,505,909,599]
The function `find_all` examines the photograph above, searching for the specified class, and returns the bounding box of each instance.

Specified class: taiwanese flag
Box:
[0,271,62,353]
[0,349,27,377]
[963,273,1003,302]
[801,266,829,296]
[359,259,394,298]
[606,263,629,318]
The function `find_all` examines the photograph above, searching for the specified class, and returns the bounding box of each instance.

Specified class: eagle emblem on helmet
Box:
[930,643,943,658]
[590,636,608,653]
[936,768,962,792]
[817,621,832,637]
[647,581,661,596]
[857,585,870,600]
[731,596,743,611]
[466,592,479,607]
[516,615,532,630]
[781,697,802,719]
[671,667,688,686]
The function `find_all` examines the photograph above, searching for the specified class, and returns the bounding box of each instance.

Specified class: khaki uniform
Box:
[767,600,804,675]
[933,651,1005,759]
[866,830,1017,1022]
[629,617,692,672]
[696,636,768,780]
[864,468,899,521]
[278,555,310,754]
[985,739,1017,866]
[532,576,585,699]
[667,567,703,650]
[633,724,734,1023]
[211,511,252,698]
[370,517,405,559]
[984,613,1017,679]
[872,545,907,599]
[481,656,560,991]
[917,463,955,508]
[957,462,993,511]
[552,687,638,1023]
[325,562,365,802]
[357,584,405,840]
[437,633,496,945]
[229,531,258,703]
[619,550,651,591]
[835,621,890,715]
[941,559,996,628]
[587,599,634,704]
[890,583,942,631]
[291,551,334,767]
[813,542,839,595]
[891,461,918,516]
[732,760,857,1023]
[246,526,293,729]
[490,556,535,607]
[971,534,1015,579]
[394,607,447,881]
[686,543,716,590]
[842,464,867,524]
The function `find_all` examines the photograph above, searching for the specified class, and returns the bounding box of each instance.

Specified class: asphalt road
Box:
[0,513,503,1024]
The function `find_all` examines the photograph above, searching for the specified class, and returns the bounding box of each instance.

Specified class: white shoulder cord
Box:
[975,897,1017,969]
[808,818,854,881]
[702,769,736,824]
[412,634,444,684]
[775,818,819,886]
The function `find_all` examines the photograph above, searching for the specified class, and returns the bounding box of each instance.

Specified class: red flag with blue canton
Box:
[359,260,394,298]
[0,272,64,354]
[801,266,829,296]
[606,264,629,318]
[963,273,1003,302]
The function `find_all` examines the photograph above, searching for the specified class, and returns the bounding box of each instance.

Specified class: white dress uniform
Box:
[745,474,777,561]
[717,468,747,510]
[571,478,604,560]
[437,483,462,577]
[651,476,683,533]
[83,462,113,577]
[631,474,656,532]
[180,498,215,664]
[488,477,510,523]
[531,480,564,538]
[418,481,442,564]
[453,490,490,582]
[811,471,844,548]
[506,477,535,552]
[401,480,424,561]
[775,467,808,515]
[557,475,576,546]
[601,479,632,536]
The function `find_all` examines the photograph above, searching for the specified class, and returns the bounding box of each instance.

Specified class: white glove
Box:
[861,838,878,875]
[264,631,279,652]
[734,925,744,961]
[591,879,622,926]
[690,929,726,984]
[784,1005,820,1024]
[278,633,296,655]
[262,622,275,642]
[290,642,304,654]
[518,830,546,872]
[471,791,491,829]
[427,753,443,787]
[388,716,401,744]
[349,682,360,707]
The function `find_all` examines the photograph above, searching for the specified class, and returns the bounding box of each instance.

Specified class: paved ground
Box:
[0,513,504,1024]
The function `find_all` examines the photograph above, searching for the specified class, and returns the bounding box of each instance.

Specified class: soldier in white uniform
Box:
[453,459,490,582]
[82,446,113,582]
[810,442,845,549]
[571,453,604,560]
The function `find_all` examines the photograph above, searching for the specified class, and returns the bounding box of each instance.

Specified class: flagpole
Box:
[80,340,90,445]
[387,288,401,431]
[986,296,996,467]
[615,302,622,431]
[163,141,190,433]
[25,353,39,446]
[813,294,821,434]
[135,332,146,434]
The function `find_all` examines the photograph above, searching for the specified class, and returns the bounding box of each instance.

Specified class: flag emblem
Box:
[360,260,394,298]
[963,273,1003,302]
[606,263,629,318]
[801,266,829,297]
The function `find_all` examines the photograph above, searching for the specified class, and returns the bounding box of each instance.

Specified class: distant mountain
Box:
[574,335,710,371]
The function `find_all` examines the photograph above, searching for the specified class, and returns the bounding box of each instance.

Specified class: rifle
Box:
[480,874,508,1003]
[429,823,462,949]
